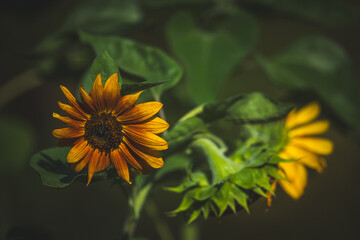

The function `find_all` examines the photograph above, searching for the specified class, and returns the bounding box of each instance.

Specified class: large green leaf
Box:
[30,147,107,188]
[142,0,210,7]
[79,31,183,97]
[0,117,35,172]
[256,36,360,133]
[166,10,258,104]
[90,51,121,85]
[243,0,360,27]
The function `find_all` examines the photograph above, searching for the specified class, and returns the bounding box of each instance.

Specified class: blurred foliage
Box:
[167,10,257,104]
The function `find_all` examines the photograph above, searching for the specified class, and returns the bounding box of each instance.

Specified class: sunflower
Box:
[52,73,169,185]
[268,102,334,204]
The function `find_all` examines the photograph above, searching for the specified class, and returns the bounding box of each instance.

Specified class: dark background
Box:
[0,0,359,239]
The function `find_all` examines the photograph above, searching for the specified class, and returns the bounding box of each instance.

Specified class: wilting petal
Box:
[74,148,93,172]
[284,144,327,172]
[58,101,87,120]
[123,126,168,150]
[124,138,164,168]
[119,102,163,124]
[279,161,307,199]
[113,91,142,116]
[87,149,101,186]
[60,85,89,118]
[89,74,105,112]
[111,149,131,183]
[67,138,90,163]
[290,137,334,155]
[289,120,330,138]
[286,102,320,129]
[96,153,110,172]
[127,117,169,134]
[79,85,96,112]
[52,127,84,139]
[103,73,120,112]
[53,112,85,129]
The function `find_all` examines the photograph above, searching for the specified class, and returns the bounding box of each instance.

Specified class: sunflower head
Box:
[52,73,169,186]
[274,102,334,200]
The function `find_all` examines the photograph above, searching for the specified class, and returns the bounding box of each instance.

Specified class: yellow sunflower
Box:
[268,102,334,204]
[52,73,169,185]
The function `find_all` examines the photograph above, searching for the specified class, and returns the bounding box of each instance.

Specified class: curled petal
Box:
[286,102,320,129]
[53,112,85,129]
[58,101,87,120]
[279,161,307,199]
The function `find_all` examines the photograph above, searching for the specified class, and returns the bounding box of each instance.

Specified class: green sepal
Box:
[169,194,194,215]
[253,187,268,198]
[264,165,287,181]
[230,169,256,189]
[229,183,249,213]
[188,209,202,224]
[212,182,231,216]
[189,186,217,202]
[252,169,273,194]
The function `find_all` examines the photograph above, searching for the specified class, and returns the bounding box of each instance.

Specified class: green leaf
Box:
[165,117,207,154]
[264,165,287,181]
[79,31,183,97]
[170,194,194,214]
[154,154,190,182]
[143,0,209,7]
[256,35,360,134]
[30,147,107,188]
[212,182,231,216]
[0,117,35,172]
[229,183,249,213]
[188,209,202,224]
[62,0,142,33]
[166,10,258,104]
[230,169,256,189]
[189,186,217,201]
[244,0,360,27]
[252,169,273,193]
[90,51,121,85]
[121,80,168,96]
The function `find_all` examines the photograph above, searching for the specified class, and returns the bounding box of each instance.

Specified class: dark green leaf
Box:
[30,147,106,188]
[154,154,190,182]
[256,35,360,133]
[143,0,209,7]
[79,31,183,97]
[90,51,120,86]
[121,80,168,96]
[166,10,257,104]
[0,117,35,172]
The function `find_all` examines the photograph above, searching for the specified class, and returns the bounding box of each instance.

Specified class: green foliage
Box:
[79,31,183,98]
[143,0,210,7]
[166,10,257,104]
[244,0,360,27]
[0,117,35,172]
[30,147,107,188]
[256,35,360,133]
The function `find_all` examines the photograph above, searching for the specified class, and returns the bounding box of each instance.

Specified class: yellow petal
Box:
[278,161,307,199]
[74,148,93,172]
[123,126,168,151]
[103,73,121,113]
[126,117,169,134]
[53,112,85,129]
[52,127,84,139]
[67,138,90,163]
[89,74,105,112]
[284,144,327,172]
[286,102,320,129]
[87,149,101,186]
[60,85,89,118]
[111,149,131,184]
[289,120,330,138]
[124,138,164,168]
[118,143,145,172]
[79,85,96,112]
[119,102,163,124]
[290,137,334,155]
[58,101,87,120]
[113,91,142,115]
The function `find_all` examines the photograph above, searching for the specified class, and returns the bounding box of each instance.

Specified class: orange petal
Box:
[53,112,85,129]
[87,149,101,186]
[119,102,163,124]
[288,120,330,138]
[283,144,327,172]
[124,138,164,168]
[74,148,93,172]
[52,127,84,139]
[286,102,320,129]
[290,137,334,155]
[60,85,89,118]
[79,85,96,113]
[110,149,131,183]
[118,143,144,172]
[67,138,90,163]
[113,91,142,116]
[58,101,87,120]
[89,74,105,112]
[278,161,307,199]
[123,126,168,151]
[126,117,169,134]
[103,73,121,113]
[96,153,110,172]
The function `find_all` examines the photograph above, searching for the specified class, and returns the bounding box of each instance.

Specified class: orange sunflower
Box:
[52,73,169,185]
[268,102,333,204]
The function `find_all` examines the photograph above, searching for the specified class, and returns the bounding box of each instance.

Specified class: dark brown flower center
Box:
[84,113,123,153]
